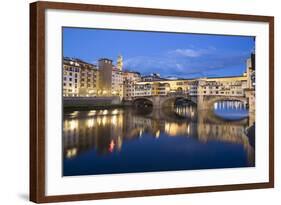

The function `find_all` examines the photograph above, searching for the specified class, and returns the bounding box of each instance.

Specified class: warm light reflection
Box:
[70,111,79,116]
[102,116,107,126]
[117,136,122,151]
[66,148,77,158]
[65,120,78,131]
[139,129,143,137]
[111,115,117,126]
[88,110,96,116]
[108,140,115,153]
[155,130,160,138]
[97,117,101,125]
[112,109,118,115]
[87,119,95,128]
[187,124,190,135]
[63,106,253,166]
[164,122,192,136]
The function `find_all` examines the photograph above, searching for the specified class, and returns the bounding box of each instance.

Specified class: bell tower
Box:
[117,54,123,71]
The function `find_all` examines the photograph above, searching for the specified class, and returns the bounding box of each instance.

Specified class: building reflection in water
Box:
[63,101,255,169]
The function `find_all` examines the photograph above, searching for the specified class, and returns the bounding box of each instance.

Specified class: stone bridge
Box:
[132,94,248,110]
[132,94,195,109]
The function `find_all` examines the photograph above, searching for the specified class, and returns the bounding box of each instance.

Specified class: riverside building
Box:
[63,57,98,97]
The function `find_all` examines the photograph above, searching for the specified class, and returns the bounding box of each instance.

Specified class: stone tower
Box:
[117,55,123,71]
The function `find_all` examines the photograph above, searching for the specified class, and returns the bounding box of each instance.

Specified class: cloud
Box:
[169,47,216,58]
[123,47,251,78]
[170,48,202,57]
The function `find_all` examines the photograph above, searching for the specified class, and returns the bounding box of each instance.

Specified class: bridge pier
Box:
[152,96,161,109]
[197,95,207,110]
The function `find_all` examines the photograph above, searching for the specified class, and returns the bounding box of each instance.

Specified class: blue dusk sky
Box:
[63,27,255,78]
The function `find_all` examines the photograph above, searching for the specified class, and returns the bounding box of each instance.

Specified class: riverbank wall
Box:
[63,97,125,109]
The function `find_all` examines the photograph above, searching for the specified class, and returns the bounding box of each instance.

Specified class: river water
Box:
[63,101,255,176]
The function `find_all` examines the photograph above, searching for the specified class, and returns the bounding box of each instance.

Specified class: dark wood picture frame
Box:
[30,1,274,203]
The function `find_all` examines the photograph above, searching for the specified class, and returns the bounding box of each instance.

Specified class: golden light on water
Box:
[117,136,122,151]
[139,129,143,137]
[108,140,115,153]
[111,115,117,126]
[102,116,107,125]
[63,106,254,167]
[70,111,79,116]
[118,115,123,127]
[97,117,102,125]
[187,124,190,135]
[65,120,78,131]
[155,130,160,138]
[112,109,118,115]
[164,122,179,136]
[164,122,189,136]
[87,119,95,128]
[88,110,96,116]
[66,148,78,158]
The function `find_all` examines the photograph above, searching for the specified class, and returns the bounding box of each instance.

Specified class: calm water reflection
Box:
[213,101,249,120]
[63,102,255,176]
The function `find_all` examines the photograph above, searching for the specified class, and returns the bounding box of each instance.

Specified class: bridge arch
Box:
[132,97,153,107]
[198,95,248,110]
[161,96,182,108]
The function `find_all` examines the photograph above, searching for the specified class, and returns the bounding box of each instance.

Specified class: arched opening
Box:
[133,98,153,108]
[176,87,183,95]
[212,99,249,121]
[174,97,196,106]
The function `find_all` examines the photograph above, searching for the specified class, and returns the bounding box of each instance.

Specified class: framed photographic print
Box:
[30,1,274,203]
